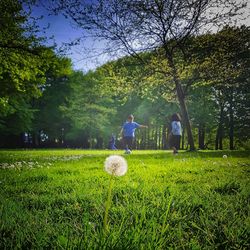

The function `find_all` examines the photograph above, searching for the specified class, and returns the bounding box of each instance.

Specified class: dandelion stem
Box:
[103,174,114,232]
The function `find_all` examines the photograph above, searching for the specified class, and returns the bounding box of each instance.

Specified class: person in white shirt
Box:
[170,113,182,155]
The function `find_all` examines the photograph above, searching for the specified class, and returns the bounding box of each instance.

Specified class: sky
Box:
[30,1,250,72]
[31,3,106,72]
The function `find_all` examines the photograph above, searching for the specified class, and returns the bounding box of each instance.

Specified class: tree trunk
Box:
[32,132,39,147]
[215,105,224,150]
[141,131,145,149]
[167,55,195,150]
[136,132,140,149]
[96,137,103,149]
[229,117,234,150]
[229,91,234,150]
[198,124,205,149]
[147,128,150,149]
[158,126,162,149]
[215,131,219,150]
[154,127,158,149]
[176,81,195,150]
[219,136,223,150]
[181,126,185,150]
[150,129,154,149]
[162,124,167,149]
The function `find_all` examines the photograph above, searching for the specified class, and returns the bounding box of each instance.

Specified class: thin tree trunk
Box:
[216,105,224,150]
[219,136,223,150]
[215,131,219,150]
[151,129,154,149]
[147,129,149,149]
[32,132,39,147]
[176,81,195,150]
[167,55,195,150]
[198,124,205,149]
[181,126,185,150]
[158,126,162,149]
[99,137,104,149]
[154,127,158,149]
[137,132,140,149]
[142,129,146,149]
[229,92,234,150]
[162,124,167,149]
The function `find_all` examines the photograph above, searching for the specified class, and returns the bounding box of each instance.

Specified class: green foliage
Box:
[0,0,72,136]
[0,149,249,248]
[1,3,249,151]
[32,57,73,142]
[194,26,250,147]
[189,26,250,87]
[98,52,175,101]
[1,0,44,102]
[60,71,117,141]
[0,95,35,134]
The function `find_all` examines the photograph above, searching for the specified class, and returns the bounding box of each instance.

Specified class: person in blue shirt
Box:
[120,114,148,153]
[170,113,182,155]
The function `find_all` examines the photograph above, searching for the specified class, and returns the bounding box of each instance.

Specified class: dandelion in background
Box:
[223,154,231,166]
[103,155,127,232]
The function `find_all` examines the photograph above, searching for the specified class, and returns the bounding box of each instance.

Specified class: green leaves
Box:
[0,0,74,138]
[60,71,116,140]
[189,26,250,88]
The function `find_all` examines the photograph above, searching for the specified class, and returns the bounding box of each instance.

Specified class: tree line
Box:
[0,1,249,150]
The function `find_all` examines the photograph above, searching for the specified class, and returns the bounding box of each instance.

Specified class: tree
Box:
[60,71,116,148]
[31,57,73,147]
[0,0,76,147]
[0,0,56,136]
[190,26,250,149]
[48,0,247,150]
[188,85,216,149]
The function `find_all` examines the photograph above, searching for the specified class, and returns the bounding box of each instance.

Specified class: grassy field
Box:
[0,149,249,249]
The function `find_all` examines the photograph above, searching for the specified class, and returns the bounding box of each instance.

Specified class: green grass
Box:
[0,149,249,249]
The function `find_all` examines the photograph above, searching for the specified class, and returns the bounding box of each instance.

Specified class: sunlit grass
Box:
[0,150,249,249]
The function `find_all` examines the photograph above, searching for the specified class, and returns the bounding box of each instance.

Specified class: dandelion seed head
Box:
[104,155,127,176]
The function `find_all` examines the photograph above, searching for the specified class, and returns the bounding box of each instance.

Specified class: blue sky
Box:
[31,4,106,72]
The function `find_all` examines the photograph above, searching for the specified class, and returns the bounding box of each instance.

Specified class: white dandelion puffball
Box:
[223,155,228,159]
[104,155,128,176]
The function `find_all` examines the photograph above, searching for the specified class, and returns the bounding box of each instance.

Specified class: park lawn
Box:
[0,150,249,249]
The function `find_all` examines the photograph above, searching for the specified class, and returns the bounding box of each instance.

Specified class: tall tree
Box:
[0,0,75,147]
[32,57,73,147]
[48,0,247,150]
[188,86,216,149]
[190,26,250,149]
[0,0,55,136]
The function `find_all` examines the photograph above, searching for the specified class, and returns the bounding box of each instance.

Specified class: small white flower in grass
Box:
[104,155,127,176]
[103,155,127,233]
[223,155,228,159]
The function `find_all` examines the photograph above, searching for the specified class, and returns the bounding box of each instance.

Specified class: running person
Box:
[120,114,148,153]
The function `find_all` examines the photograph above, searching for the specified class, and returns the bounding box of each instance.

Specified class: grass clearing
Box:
[0,150,249,249]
